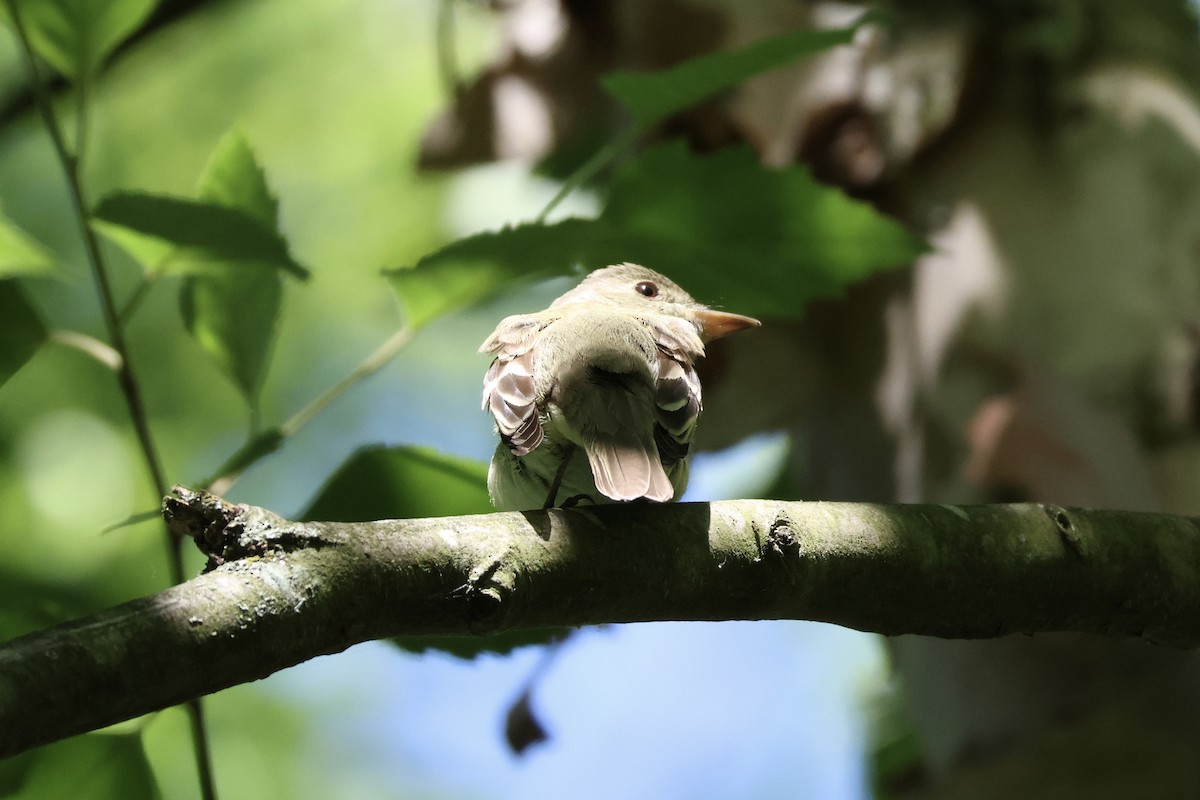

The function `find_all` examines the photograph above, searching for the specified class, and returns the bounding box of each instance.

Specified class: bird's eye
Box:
[634,281,659,298]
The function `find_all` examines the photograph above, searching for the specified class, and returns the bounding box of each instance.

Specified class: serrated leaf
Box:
[392,142,925,324]
[0,280,47,388]
[602,24,858,129]
[91,192,308,279]
[302,445,493,522]
[197,129,278,226]
[176,131,287,403]
[601,142,926,316]
[303,445,567,658]
[385,222,587,329]
[1,0,158,80]
[0,214,57,277]
[4,732,159,800]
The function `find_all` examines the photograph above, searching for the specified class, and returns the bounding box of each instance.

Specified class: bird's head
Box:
[552,263,760,342]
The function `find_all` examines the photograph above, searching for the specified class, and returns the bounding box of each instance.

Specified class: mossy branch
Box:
[3,488,1200,758]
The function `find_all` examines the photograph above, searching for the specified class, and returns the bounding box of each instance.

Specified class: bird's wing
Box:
[648,319,703,468]
[480,313,552,457]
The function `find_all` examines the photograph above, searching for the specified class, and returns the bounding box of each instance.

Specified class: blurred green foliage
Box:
[392,141,922,326]
[601,23,860,128]
[1,0,457,796]
[0,282,45,386]
[2,733,158,800]
[0,0,155,80]
[0,1,921,797]
[303,444,492,522]
[0,213,56,277]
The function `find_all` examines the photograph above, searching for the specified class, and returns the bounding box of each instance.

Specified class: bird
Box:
[480,263,760,510]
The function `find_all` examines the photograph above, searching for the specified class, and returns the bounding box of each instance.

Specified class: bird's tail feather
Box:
[585,438,674,502]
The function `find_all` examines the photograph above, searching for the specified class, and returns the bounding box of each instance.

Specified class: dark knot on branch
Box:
[163,485,331,570]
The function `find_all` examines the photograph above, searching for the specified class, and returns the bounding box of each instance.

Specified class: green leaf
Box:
[302,445,493,522]
[601,142,926,316]
[180,267,281,403]
[393,142,925,323]
[386,16,886,329]
[0,280,47,388]
[177,131,288,403]
[602,24,859,129]
[0,566,95,640]
[198,427,285,487]
[89,221,174,271]
[386,223,582,329]
[0,750,33,795]
[4,732,159,799]
[0,214,57,277]
[392,628,568,659]
[197,129,279,227]
[92,134,299,404]
[91,192,309,279]
[1,0,158,80]
[303,445,567,658]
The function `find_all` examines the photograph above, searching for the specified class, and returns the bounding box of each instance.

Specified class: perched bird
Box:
[480,263,760,510]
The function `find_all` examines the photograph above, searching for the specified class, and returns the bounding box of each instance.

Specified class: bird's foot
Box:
[541,444,578,509]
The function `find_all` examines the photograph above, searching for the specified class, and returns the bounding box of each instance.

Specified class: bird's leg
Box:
[542,444,577,509]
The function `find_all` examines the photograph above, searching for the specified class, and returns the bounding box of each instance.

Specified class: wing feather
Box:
[481,314,553,458]
[651,333,703,469]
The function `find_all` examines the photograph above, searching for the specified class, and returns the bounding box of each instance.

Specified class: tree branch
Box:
[3,489,1200,758]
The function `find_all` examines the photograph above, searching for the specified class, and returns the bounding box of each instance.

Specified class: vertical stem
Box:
[5,4,218,798]
[118,272,158,324]
[6,3,168,519]
[202,325,415,496]
[73,75,90,163]
[534,126,640,224]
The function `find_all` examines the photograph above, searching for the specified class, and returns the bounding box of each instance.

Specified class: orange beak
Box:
[694,309,761,341]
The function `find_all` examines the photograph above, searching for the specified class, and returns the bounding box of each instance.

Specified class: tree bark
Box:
[2,487,1200,759]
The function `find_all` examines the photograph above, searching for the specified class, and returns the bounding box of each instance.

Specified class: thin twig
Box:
[534,127,640,224]
[73,76,90,164]
[203,325,416,495]
[277,326,415,439]
[49,329,123,371]
[6,2,170,531]
[4,5,219,798]
[118,273,158,324]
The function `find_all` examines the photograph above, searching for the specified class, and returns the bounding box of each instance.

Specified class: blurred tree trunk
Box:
[729,3,1200,796]
[422,1,1200,795]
